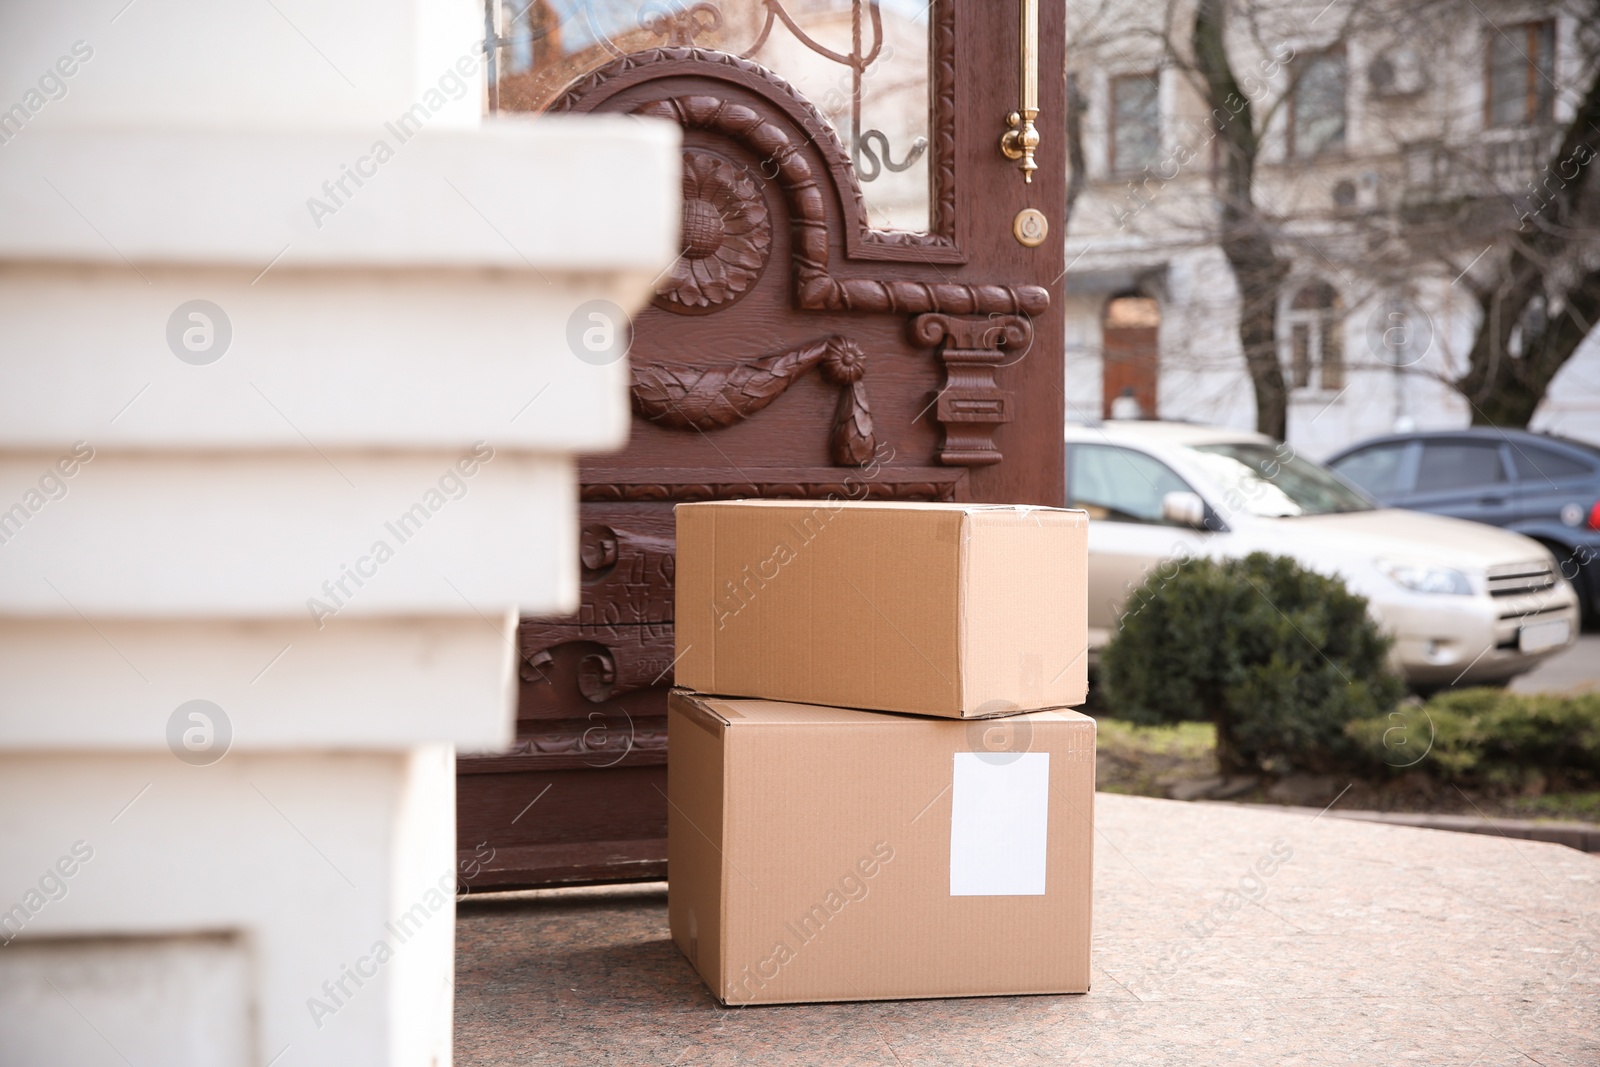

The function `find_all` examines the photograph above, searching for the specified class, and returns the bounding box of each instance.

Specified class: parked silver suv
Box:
[1065,421,1579,688]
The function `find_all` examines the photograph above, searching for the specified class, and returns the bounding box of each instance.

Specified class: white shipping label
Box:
[949,751,1050,896]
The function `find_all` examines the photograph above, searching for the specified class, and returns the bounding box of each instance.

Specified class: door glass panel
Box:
[1289,322,1312,388]
[495,0,932,233]
[1416,442,1505,492]
[1068,445,1193,524]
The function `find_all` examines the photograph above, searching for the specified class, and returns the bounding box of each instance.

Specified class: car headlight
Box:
[1377,560,1474,596]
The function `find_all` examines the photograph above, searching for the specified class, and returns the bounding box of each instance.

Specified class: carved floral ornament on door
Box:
[657,148,772,311]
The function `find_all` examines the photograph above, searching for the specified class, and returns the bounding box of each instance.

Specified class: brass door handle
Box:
[998,0,1041,182]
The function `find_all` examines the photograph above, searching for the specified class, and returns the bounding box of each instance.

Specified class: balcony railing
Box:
[1402,126,1564,209]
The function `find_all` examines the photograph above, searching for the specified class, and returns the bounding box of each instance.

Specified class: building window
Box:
[1289,51,1346,158]
[1487,21,1555,127]
[1284,282,1344,392]
[1110,73,1161,174]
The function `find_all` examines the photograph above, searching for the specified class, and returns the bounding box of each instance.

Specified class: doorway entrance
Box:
[1100,293,1159,420]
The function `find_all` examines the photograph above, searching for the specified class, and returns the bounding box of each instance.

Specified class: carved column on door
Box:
[910,313,1030,467]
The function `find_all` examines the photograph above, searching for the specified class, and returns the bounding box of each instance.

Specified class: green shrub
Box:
[1348,689,1600,788]
[1101,552,1405,775]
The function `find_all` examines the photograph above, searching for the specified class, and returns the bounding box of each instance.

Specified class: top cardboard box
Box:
[674,500,1087,717]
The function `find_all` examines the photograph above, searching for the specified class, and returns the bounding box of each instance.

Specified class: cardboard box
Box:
[674,501,1087,717]
[668,689,1096,1005]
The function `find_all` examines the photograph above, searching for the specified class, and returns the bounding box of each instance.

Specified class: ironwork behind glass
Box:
[491,0,932,233]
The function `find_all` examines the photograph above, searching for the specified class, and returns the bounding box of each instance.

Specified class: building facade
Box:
[1062,0,1600,456]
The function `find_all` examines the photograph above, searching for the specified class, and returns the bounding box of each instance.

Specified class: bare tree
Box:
[1453,23,1600,426]
[1191,0,1291,439]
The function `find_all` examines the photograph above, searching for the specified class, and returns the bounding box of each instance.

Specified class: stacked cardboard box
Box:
[668,500,1094,1005]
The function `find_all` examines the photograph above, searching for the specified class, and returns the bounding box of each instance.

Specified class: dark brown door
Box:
[1101,294,1159,420]
[460,0,1067,890]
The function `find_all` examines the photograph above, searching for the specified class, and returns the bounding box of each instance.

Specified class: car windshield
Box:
[1186,442,1372,517]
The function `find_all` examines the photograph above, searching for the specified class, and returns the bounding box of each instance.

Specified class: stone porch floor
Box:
[454,793,1599,1066]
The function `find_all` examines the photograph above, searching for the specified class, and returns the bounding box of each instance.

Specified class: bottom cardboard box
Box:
[667,689,1096,1005]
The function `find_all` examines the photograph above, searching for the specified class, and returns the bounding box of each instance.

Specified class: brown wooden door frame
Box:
[459,1,1066,892]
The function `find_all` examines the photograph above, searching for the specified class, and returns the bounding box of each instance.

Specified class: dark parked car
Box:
[1326,429,1600,625]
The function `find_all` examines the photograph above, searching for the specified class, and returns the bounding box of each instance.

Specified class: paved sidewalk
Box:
[1511,633,1600,693]
[455,793,1599,1066]
[1252,802,1600,852]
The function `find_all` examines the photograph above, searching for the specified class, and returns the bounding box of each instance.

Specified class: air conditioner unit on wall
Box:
[1331,173,1381,211]
[1369,48,1427,97]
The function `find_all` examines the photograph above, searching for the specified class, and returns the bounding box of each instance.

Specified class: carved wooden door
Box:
[460,0,1067,889]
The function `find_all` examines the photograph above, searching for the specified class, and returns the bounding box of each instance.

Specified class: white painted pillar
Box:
[0,2,678,1064]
